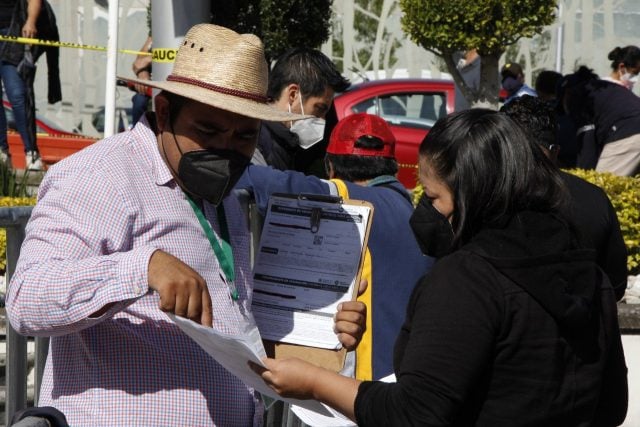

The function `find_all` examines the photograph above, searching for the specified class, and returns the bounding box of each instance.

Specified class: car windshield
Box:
[352,92,447,130]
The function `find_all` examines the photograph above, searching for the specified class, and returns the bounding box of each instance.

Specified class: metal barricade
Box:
[0,206,50,427]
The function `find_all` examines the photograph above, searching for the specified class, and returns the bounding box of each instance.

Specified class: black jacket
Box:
[255,120,300,171]
[355,211,627,426]
[570,80,640,169]
[255,120,329,177]
[562,171,627,299]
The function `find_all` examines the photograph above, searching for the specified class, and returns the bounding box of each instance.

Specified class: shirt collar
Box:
[367,175,401,187]
[133,114,175,186]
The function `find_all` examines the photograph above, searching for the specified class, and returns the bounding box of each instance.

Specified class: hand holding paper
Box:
[168,313,337,416]
[251,356,361,423]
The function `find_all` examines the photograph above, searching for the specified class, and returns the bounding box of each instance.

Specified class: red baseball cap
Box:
[327,113,396,158]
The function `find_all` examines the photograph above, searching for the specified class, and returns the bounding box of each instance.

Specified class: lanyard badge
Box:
[186,196,239,301]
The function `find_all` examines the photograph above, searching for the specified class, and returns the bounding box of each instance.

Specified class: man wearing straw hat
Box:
[6,24,365,426]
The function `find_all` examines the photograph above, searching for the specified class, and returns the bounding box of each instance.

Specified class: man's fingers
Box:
[174,291,188,318]
[201,288,213,327]
[187,289,202,322]
[158,290,176,313]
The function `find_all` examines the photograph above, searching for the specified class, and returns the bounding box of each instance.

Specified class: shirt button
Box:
[133,286,142,295]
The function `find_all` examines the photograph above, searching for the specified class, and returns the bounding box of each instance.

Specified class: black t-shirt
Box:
[0,0,15,29]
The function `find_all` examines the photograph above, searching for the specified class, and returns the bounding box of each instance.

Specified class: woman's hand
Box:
[250,357,361,421]
[335,279,367,350]
[250,357,320,399]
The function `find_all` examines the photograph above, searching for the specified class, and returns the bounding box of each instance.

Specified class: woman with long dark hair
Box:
[252,109,628,426]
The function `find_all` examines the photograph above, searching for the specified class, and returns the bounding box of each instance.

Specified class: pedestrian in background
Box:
[534,69,562,103]
[252,47,350,176]
[501,62,537,105]
[502,94,628,300]
[601,45,640,91]
[0,0,60,170]
[130,35,152,126]
[559,65,640,176]
[0,0,40,169]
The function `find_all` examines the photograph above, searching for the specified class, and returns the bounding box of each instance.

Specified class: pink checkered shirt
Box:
[6,116,263,426]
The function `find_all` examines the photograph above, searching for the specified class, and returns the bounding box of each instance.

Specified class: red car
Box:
[332,78,456,189]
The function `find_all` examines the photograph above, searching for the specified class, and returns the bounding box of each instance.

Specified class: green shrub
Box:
[565,169,640,275]
[0,158,30,197]
[0,160,38,272]
[0,196,37,271]
[412,169,640,275]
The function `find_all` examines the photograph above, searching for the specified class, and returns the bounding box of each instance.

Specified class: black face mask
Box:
[409,194,454,258]
[177,148,250,206]
[161,116,251,206]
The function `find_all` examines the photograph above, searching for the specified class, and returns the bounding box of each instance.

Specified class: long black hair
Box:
[418,109,570,248]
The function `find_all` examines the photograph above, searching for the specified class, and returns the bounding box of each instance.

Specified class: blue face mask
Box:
[502,76,523,94]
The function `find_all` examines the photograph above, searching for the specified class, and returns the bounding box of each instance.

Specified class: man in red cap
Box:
[237,112,433,382]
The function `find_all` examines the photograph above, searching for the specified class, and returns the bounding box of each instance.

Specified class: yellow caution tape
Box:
[0,34,149,56]
[151,48,177,62]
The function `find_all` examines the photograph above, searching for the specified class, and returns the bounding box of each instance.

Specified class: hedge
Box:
[0,170,638,275]
[0,197,37,271]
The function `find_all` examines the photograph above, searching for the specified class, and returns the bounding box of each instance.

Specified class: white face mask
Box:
[620,68,639,90]
[289,93,325,149]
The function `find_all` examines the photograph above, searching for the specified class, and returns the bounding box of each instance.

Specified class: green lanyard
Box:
[186,196,239,300]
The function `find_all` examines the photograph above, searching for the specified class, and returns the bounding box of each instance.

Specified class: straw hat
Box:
[120,24,307,122]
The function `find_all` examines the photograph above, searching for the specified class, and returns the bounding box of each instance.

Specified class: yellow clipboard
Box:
[252,192,374,372]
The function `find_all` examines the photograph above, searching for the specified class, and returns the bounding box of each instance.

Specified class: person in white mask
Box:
[251,47,350,175]
[560,65,640,176]
[601,45,640,92]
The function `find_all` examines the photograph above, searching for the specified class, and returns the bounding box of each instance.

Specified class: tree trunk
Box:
[474,53,501,109]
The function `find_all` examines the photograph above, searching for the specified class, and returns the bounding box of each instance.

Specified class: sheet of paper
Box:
[168,313,335,416]
[252,195,371,349]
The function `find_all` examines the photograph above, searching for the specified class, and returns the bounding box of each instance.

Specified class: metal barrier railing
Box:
[0,206,50,427]
[0,194,309,426]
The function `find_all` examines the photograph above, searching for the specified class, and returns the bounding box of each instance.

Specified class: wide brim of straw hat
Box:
[119,76,310,122]
[118,24,310,122]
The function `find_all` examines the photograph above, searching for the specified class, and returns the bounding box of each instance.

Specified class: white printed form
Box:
[252,194,372,349]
